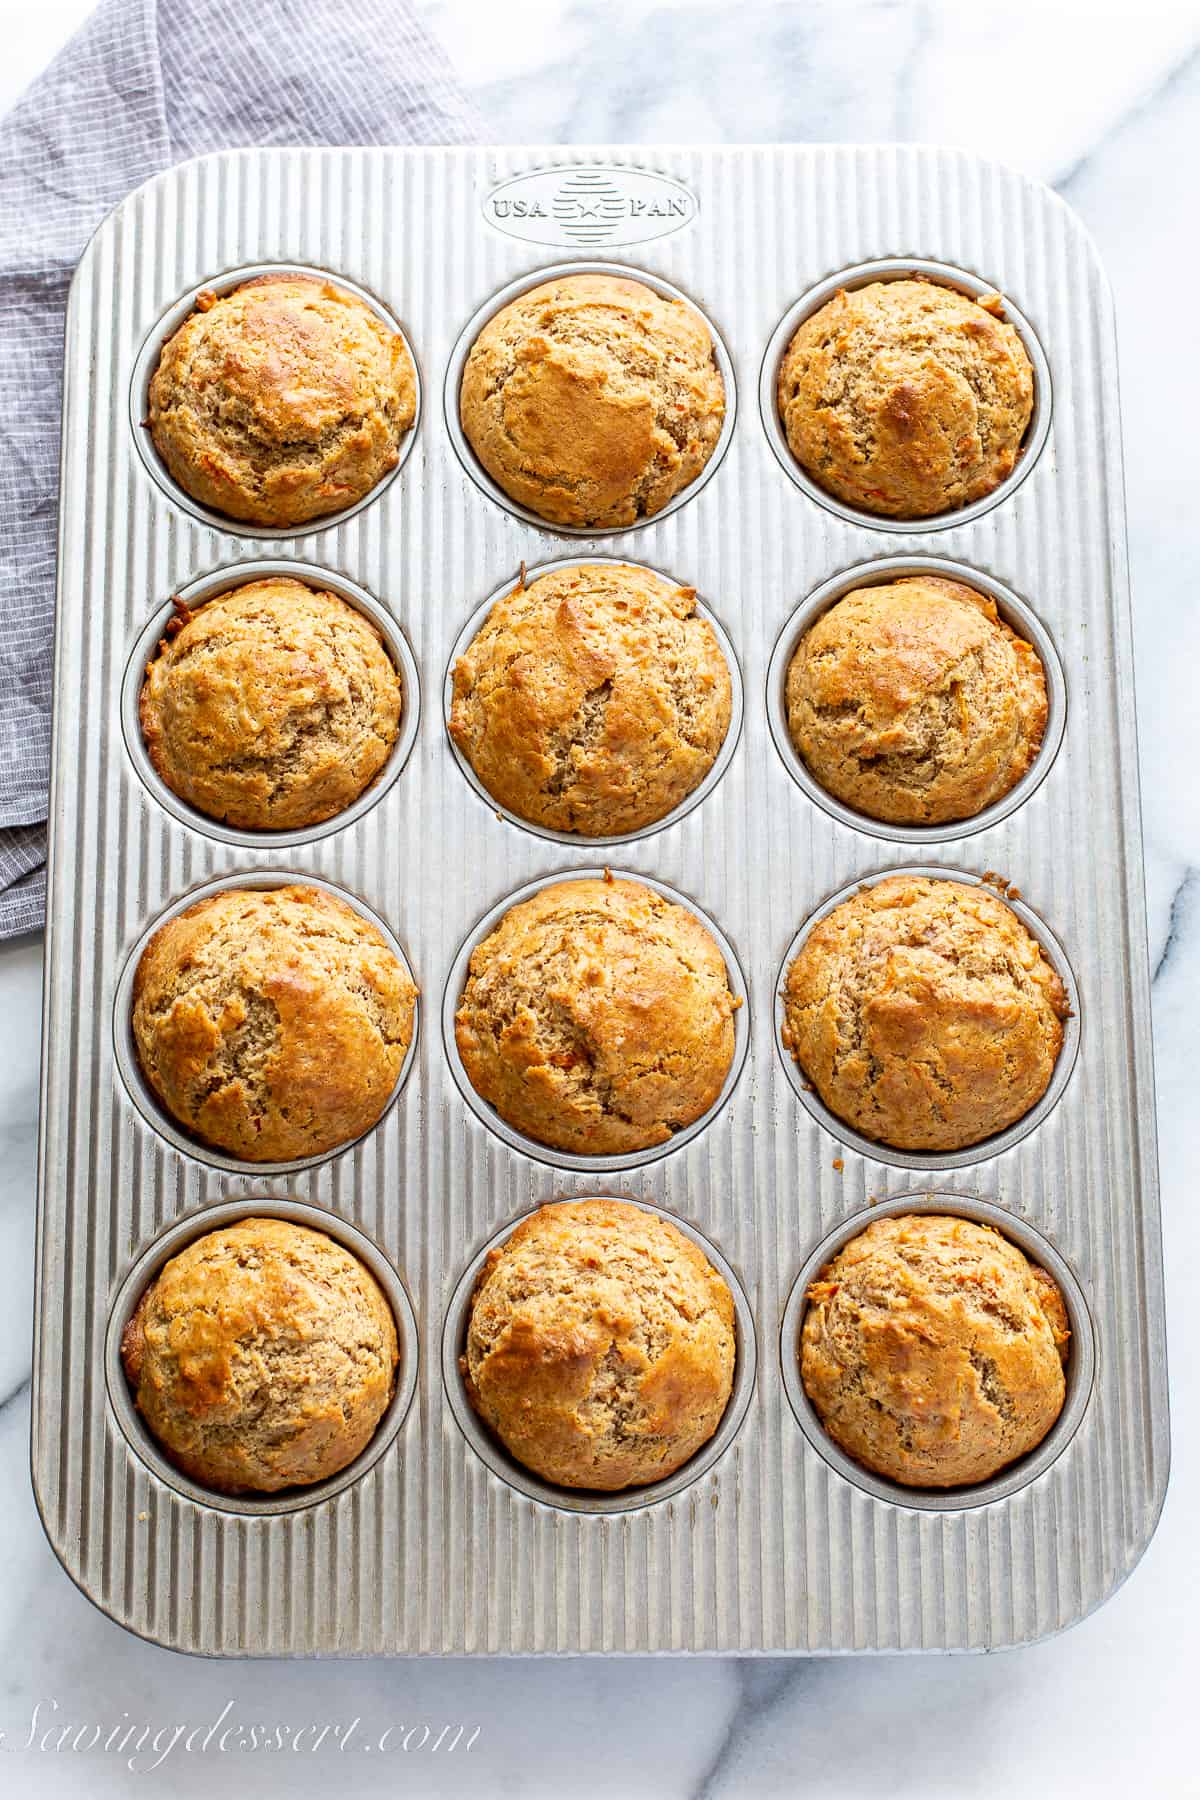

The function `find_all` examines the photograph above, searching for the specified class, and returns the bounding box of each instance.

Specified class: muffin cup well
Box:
[441,1196,757,1514]
[113,871,420,1177]
[779,1191,1096,1513]
[121,560,421,849]
[442,867,751,1174]
[443,555,745,847]
[442,259,737,539]
[774,865,1081,1173]
[128,261,422,539]
[104,1196,420,1518]
[765,556,1066,845]
[758,257,1052,532]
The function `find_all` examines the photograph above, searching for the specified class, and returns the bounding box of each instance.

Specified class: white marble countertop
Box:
[1,2,1197,1794]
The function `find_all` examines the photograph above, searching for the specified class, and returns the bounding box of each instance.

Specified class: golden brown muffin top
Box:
[147,275,416,528]
[140,577,402,831]
[800,1213,1069,1488]
[449,563,732,837]
[121,1217,398,1494]
[459,274,725,529]
[132,885,416,1163]
[455,875,738,1156]
[781,875,1068,1152]
[464,1198,736,1490]
[785,575,1048,825]
[777,278,1034,518]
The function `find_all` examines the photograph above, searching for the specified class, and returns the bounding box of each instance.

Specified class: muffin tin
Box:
[34,146,1166,1655]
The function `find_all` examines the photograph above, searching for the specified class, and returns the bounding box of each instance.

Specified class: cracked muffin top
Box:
[458,274,725,529]
[785,574,1047,826]
[781,875,1069,1152]
[140,577,402,831]
[463,1198,736,1490]
[449,562,732,836]
[121,1217,398,1494]
[777,278,1034,518]
[454,875,738,1156]
[132,885,416,1162]
[800,1213,1069,1488]
[147,275,417,528]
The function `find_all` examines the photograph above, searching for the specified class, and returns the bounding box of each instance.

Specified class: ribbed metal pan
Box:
[32,146,1168,1655]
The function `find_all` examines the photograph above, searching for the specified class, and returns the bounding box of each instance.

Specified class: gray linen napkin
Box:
[0,0,480,938]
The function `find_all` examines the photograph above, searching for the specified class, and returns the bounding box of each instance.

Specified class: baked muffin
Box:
[450,563,732,836]
[140,577,402,831]
[455,875,738,1155]
[785,575,1047,825]
[459,274,725,529]
[121,1217,398,1493]
[132,885,416,1161]
[463,1199,736,1490]
[781,875,1068,1152]
[147,275,417,527]
[800,1213,1069,1487]
[777,278,1034,518]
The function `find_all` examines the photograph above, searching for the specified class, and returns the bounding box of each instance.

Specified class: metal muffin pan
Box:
[443,554,745,849]
[441,1195,758,1515]
[129,259,423,540]
[759,254,1054,533]
[104,1194,421,1518]
[442,257,738,538]
[765,554,1067,845]
[778,1191,1096,1514]
[34,146,1166,1655]
[773,863,1082,1173]
[121,558,422,850]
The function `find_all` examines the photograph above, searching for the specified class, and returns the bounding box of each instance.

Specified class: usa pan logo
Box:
[482,166,697,249]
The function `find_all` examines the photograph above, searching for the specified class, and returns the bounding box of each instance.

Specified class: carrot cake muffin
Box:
[459,274,725,529]
[132,884,416,1162]
[800,1213,1070,1487]
[785,574,1047,825]
[140,576,402,831]
[121,1217,398,1493]
[450,562,733,836]
[455,875,737,1155]
[147,274,416,527]
[781,874,1068,1152]
[777,278,1034,518]
[463,1198,736,1490]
